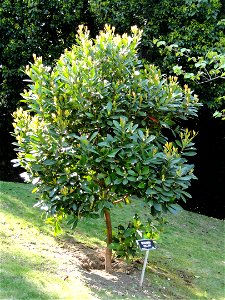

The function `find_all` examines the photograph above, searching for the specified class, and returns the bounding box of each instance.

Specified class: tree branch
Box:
[113,194,128,204]
[197,76,225,84]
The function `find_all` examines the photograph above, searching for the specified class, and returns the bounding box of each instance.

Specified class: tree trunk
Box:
[104,209,112,273]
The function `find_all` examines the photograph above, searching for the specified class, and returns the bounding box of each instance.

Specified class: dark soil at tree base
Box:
[1,110,224,220]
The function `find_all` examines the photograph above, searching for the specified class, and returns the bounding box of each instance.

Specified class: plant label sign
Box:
[136,239,156,286]
[137,239,156,251]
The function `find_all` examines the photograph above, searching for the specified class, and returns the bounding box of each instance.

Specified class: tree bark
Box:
[104,209,112,273]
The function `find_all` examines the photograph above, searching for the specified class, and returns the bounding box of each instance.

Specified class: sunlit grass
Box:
[0,181,224,299]
[0,181,97,300]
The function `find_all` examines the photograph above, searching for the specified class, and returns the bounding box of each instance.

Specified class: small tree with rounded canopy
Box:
[12,25,201,273]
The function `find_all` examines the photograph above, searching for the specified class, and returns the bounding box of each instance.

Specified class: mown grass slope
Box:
[0,181,224,299]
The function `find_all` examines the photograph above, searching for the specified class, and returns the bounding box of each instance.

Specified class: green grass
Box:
[0,181,224,299]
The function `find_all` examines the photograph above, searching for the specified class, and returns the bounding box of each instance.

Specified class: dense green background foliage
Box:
[0,0,94,113]
[90,0,225,109]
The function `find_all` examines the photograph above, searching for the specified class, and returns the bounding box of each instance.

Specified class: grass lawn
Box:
[0,181,224,299]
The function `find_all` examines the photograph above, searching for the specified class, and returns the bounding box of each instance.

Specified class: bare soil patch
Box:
[56,236,160,299]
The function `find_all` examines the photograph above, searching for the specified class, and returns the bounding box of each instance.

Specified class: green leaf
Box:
[138,182,145,188]
[141,167,150,175]
[175,140,182,147]
[109,243,119,250]
[71,218,78,230]
[181,190,192,198]
[114,178,123,184]
[98,141,110,147]
[80,137,89,145]
[105,176,111,186]
[107,101,112,113]
[90,131,98,141]
[72,204,77,211]
[167,204,183,214]
[154,203,162,211]
[123,179,128,185]
[25,154,35,161]
[179,175,193,181]
[32,164,42,171]
[146,187,156,195]
[184,72,195,79]
[104,201,113,209]
[113,120,120,129]
[173,65,183,75]
[89,213,100,219]
[97,173,106,179]
[85,112,94,118]
[183,151,196,156]
[124,228,135,237]
[138,129,145,140]
[127,176,136,182]
[128,170,137,176]
[54,221,62,236]
[146,135,156,143]
[108,149,120,157]
[43,159,56,166]
[115,168,124,176]
[157,41,166,47]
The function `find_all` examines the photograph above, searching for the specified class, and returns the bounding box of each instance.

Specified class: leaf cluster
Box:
[110,213,166,260]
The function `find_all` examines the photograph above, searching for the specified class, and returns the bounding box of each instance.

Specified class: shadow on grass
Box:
[0,181,48,232]
[83,270,151,300]
[0,251,54,300]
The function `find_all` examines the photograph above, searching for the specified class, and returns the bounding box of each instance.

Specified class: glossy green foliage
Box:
[110,214,166,259]
[89,0,224,108]
[12,26,200,249]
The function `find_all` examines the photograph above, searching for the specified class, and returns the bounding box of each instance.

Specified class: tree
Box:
[12,25,201,272]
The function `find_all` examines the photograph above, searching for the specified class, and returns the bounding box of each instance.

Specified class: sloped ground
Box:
[0,181,224,299]
[0,215,159,300]
[0,181,160,299]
